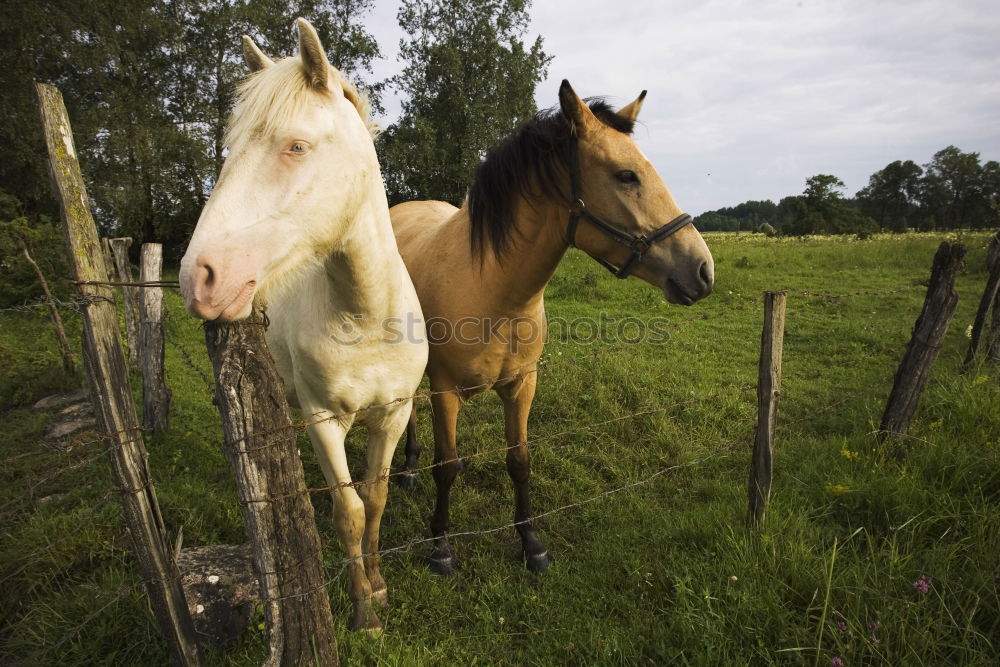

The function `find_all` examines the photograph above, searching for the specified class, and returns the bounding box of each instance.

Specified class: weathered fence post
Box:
[748,290,786,524]
[109,236,141,369]
[204,310,338,666]
[964,232,1000,366]
[880,242,966,440]
[101,236,114,275]
[140,243,171,432]
[36,82,202,666]
[989,279,1000,362]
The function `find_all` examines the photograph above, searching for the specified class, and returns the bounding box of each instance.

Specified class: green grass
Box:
[2,232,998,665]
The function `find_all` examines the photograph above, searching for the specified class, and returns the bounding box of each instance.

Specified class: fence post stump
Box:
[109,236,141,369]
[140,243,171,433]
[880,242,966,440]
[204,310,338,666]
[36,82,202,666]
[748,290,786,524]
[964,232,1000,366]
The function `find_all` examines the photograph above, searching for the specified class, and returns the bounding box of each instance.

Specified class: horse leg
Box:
[305,416,382,632]
[497,373,552,573]
[358,405,410,607]
[428,389,462,576]
[395,405,420,488]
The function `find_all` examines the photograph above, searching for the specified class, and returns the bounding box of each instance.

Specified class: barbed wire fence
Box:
[7,235,992,664]
[5,363,896,660]
[3,269,949,662]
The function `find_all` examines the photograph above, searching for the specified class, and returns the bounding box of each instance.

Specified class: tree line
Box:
[695,146,1000,235]
[0,0,548,285]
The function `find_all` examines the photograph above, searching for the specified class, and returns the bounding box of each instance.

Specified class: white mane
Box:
[224,57,378,151]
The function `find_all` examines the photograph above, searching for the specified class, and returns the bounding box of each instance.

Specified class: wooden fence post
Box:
[140,243,171,433]
[989,280,1000,362]
[36,82,202,666]
[109,236,141,369]
[964,232,1000,366]
[880,242,966,440]
[204,311,338,666]
[101,237,114,279]
[748,290,786,524]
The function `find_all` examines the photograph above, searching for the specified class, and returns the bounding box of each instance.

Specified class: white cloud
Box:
[365,0,1000,213]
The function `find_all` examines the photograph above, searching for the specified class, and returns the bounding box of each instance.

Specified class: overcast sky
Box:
[363,0,1000,215]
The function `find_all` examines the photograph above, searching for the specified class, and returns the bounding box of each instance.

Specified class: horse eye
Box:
[290,142,307,153]
[616,170,639,184]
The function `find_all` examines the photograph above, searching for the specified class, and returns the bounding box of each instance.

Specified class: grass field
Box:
[1,231,998,665]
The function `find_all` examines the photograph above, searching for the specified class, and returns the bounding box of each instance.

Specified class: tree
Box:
[694,200,777,232]
[0,1,382,261]
[778,175,875,236]
[378,0,551,205]
[693,210,739,232]
[856,160,923,232]
[918,146,987,230]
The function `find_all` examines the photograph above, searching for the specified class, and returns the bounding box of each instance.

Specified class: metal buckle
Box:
[630,236,651,255]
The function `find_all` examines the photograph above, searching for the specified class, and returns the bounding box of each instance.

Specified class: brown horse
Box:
[391,80,714,575]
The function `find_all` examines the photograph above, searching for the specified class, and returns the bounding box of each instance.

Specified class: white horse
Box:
[179,18,427,632]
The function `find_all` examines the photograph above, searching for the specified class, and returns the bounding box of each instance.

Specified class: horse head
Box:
[180,18,378,321]
[559,80,714,305]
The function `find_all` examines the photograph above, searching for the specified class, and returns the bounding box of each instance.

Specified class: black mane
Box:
[467,99,635,262]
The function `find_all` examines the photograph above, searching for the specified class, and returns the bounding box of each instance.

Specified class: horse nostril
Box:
[699,261,713,287]
[192,257,218,299]
[201,263,215,288]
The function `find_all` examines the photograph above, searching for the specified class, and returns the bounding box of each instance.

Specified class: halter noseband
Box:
[565,138,692,279]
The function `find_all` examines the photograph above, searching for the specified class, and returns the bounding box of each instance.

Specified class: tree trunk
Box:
[21,243,75,375]
[204,311,338,667]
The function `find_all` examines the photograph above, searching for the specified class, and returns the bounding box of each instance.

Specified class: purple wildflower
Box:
[831,657,844,667]
[867,621,880,630]
[913,574,931,594]
[869,633,880,646]
[836,620,847,631]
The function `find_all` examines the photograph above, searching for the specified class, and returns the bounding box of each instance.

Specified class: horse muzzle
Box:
[180,252,258,321]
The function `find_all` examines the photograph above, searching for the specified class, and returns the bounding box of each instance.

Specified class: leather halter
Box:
[564,138,692,279]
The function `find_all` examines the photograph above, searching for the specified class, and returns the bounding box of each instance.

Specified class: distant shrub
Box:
[758,222,778,237]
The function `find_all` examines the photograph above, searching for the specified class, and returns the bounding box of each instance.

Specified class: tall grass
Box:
[1,232,997,665]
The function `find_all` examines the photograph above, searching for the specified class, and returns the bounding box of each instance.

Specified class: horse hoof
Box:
[371,587,389,607]
[350,609,383,633]
[525,550,553,573]
[428,554,458,576]
[395,471,417,489]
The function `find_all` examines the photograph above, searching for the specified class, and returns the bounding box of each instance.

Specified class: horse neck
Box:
[326,197,408,318]
[472,197,569,313]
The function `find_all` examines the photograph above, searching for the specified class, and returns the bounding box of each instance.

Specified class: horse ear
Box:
[241,36,274,73]
[296,17,330,90]
[618,90,647,123]
[559,79,596,136]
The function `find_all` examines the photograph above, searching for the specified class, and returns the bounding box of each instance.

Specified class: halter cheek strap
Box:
[566,200,693,279]
[565,135,693,279]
